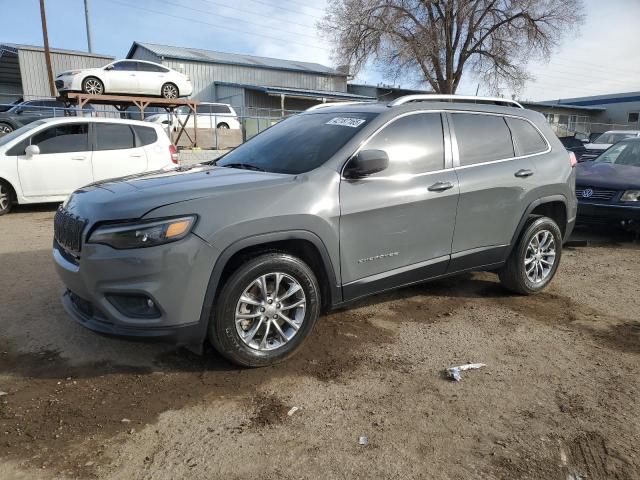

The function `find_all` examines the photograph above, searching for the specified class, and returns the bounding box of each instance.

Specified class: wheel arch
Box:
[0,177,18,200]
[507,195,568,257]
[191,230,341,353]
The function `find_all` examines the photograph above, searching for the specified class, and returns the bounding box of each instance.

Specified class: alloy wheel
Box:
[0,184,9,211]
[84,78,103,95]
[524,230,556,284]
[162,84,178,99]
[0,124,13,134]
[235,272,306,351]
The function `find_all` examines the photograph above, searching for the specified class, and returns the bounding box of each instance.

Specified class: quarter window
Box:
[452,113,514,166]
[363,113,444,175]
[505,117,547,155]
[31,124,89,154]
[95,123,135,150]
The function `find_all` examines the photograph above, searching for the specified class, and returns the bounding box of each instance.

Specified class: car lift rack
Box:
[59,93,201,148]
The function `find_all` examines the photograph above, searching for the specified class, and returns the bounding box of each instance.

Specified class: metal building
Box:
[126,42,373,115]
[0,43,114,103]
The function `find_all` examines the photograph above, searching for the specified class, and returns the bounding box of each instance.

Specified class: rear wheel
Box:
[0,181,14,215]
[499,217,562,294]
[216,122,229,129]
[82,76,104,95]
[209,253,321,367]
[0,123,13,134]
[161,83,179,99]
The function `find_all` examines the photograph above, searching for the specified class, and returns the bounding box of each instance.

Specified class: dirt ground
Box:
[0,205,638,480]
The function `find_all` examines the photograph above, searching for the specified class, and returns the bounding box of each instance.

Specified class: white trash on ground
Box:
[445,363,486,381]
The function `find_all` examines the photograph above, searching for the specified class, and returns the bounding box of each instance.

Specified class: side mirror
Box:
[14,108,23,115]
[25,145,40,158]
[344,149,389,179]
[104,65,114,71]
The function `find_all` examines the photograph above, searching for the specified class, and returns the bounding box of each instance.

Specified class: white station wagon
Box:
[0,117,178,215]
[55,60,193,99]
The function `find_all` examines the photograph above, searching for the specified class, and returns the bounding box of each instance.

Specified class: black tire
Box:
[499,216,563,295]
[82,76,104,95]
[0,122,13,135]
[216,122,229,129]
[0,180,14,216]
[209,252,321,367]
[161,83,179,99]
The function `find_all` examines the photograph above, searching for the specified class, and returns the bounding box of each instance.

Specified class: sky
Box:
[1,0,639,101]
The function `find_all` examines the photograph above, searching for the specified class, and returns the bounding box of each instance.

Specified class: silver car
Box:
[53,96,577,366]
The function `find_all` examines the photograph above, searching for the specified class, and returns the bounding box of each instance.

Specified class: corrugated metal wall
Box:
[152,58,347,102]
[18,49,113,98]
[215,84,245,112]
[244,89,316,112]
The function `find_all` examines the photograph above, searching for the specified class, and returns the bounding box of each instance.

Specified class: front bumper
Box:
[577,201,640,226]
[55,75,80,92]
[53,234,219,348]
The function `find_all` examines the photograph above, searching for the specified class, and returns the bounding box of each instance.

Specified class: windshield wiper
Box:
[220,163,266,172]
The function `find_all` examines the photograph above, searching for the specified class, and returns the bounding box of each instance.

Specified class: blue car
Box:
[575,138,640,231]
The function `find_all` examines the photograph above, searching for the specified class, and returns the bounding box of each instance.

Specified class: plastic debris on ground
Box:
[287,406,299,416]
[358,436,369,446]
[445,363,486,381]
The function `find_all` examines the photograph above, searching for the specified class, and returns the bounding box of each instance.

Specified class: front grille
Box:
[576,187,617,201]
[580,149,603,161]
[55,79,64,89]
[54,207,87,253]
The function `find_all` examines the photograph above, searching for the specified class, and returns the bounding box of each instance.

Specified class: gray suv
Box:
[53,96,577,366]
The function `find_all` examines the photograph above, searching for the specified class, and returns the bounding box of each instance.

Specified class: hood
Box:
[65,164,293,222]
[576,161,640,190]
[584,143,611,151]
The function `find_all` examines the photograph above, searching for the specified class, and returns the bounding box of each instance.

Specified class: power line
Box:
[151,0,320,41]
[106,0,330,52]
[244,0,325,20]
[193,0,318,31]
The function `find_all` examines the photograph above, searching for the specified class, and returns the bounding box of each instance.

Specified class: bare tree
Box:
[319,0,585,94]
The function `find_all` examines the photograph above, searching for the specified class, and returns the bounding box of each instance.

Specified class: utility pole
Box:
[84,0,93,53]
[39,0,57,97]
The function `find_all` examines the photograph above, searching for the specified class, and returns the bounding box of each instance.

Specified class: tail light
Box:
[169,144,179,164]
[568,151,577,167]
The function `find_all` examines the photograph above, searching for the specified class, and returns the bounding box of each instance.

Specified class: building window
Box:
[628,112,639,123]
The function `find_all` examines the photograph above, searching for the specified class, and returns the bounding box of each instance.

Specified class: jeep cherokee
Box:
[53,96,577,367]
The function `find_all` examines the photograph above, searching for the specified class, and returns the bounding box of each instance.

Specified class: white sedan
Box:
[55,60,193,99]
[146,102,241,130]
[0,117,178,215]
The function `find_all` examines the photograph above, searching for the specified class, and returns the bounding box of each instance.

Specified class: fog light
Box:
[107,294,161,319]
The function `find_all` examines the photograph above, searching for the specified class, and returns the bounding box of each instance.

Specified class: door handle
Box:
[427,181,454,192]
[71,156,86,161]
[129,153,143,158]
[514,169,534,178]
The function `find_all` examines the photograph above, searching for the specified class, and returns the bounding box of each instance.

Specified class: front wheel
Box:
[499,217,563,295]
[216,122,229,129]
[209,253,321,367]
[0,122,13,135]
[82,77,104,95]
[0,181,14,215]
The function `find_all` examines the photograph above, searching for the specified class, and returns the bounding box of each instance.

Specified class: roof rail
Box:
[306,101,370,111]
[389,94,524,109]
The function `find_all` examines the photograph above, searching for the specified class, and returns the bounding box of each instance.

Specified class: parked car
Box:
[0,97,23,113]
[580,130,640,161]
[559,135,587,161]
[52,96,576,367]
[575,138,640,230]
[0,99,94,135]
[55,60,193,99]
[146,103,241,130]
[0,117,177,215]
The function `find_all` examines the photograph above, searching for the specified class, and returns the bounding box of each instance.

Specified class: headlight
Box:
[620,190,640,202]
[88,216,196,249]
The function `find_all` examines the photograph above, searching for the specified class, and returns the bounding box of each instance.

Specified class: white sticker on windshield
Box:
[325,117,366,128]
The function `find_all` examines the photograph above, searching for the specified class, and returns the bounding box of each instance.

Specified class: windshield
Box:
[594,132,637,144]
[595,140,640,167]
[216,112,376,174]
[0,120,46,147]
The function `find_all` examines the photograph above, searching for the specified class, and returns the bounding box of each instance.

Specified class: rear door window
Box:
[133,125,158,147]
[505,117,548,155]
[95,123,135,150]
[363,113,444,175]
[31,123,89,154]
[452,113,514,166]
